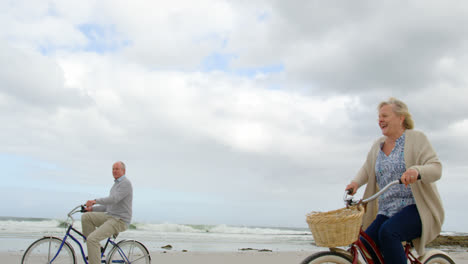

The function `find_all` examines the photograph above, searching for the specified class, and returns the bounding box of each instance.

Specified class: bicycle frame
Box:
[48,205,131,264]
[345,227,422,264]
[47,222,115,263]
[343,178,423,264]
[352,229,384,264]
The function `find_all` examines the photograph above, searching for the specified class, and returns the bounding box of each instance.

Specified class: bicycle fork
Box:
[49,227,75,264]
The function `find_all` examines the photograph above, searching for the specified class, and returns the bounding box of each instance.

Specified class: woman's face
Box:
[378,104,404,138]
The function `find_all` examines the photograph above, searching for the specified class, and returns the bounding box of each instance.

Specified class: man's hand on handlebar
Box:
[84,200,96,212]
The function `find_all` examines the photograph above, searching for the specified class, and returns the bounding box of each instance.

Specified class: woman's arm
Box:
[408,131,442,183]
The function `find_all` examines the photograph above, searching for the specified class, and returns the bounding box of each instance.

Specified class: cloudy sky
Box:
[1,1,467,232]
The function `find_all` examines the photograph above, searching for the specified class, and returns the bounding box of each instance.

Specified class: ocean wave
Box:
[0,219,62,231]
[2,218,465,237]
[133,222,308,235]
[0,218,308,236]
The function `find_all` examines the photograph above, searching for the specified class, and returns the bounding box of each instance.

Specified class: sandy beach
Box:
[5,249,468,264]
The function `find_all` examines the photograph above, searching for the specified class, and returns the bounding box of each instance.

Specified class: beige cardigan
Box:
[352,129,444,255]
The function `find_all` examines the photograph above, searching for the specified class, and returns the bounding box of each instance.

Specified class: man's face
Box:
[112,162,125,180]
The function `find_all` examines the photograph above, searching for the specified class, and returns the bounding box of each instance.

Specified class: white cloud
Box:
[1,0,468,231]
[449,119,468,134]
[99,0,236,69]
[56,52,357,162]
[0,43,91,109]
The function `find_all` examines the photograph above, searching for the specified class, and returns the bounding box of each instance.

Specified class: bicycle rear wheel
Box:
[301,251,353,264]
[107,240,151,264]
[423,253,455,264]
[21,236,75,264]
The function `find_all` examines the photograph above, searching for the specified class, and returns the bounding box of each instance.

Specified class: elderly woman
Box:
[346,97,444,263]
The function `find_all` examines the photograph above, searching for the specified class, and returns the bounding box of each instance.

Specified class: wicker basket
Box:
[306,205,364,247]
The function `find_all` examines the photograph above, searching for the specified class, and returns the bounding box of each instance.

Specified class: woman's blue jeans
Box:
[362,204,422,264]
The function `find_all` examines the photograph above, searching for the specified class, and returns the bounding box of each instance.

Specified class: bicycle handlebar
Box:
[65,205,88,226]
[345,175,421,206]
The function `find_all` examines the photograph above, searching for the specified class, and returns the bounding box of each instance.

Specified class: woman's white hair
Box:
[378,97,414,129]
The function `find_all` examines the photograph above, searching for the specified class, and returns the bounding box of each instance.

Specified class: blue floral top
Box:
[375,133,416,217]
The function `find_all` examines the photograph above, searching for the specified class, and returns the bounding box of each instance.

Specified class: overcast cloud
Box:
[1,0,467,231]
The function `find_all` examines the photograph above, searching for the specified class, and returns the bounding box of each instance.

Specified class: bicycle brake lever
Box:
[344,191,355,207]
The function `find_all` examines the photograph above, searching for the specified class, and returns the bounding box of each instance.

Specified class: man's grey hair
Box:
[118,161,126,171]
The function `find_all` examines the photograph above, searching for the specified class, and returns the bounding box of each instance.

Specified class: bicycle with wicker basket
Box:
[302,177,455,264]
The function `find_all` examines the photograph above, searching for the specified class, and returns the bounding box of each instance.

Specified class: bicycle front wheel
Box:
[21,236,75,264]
[423,253,455,264]
[108,240,151,264]
[301,251,353,264]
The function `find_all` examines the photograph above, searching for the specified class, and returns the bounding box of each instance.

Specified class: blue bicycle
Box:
[21,205,151,264]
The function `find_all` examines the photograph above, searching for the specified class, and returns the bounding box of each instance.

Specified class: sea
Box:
[2,216,466,256]
[0,216,316,254]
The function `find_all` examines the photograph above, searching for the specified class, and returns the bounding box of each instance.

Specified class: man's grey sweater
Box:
[94,176,133,225]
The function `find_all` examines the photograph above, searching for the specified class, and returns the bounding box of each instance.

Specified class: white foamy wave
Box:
[0,218,307,237]
[0,219,59,233]
[441,231,468,236]
[134,223,205,233]
[208,224,305,235]
[133,222,307,235]
[0,218,84,238]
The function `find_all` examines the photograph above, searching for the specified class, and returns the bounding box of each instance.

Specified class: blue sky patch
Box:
[37,23,130,55]
[201,52,236,71]
[1,153,64,186]
[235,63,285,78]
[257,11,270,22]
[201,52,284,78]
[77,23,131,53]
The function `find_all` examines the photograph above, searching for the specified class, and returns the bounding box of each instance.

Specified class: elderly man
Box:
[82,161,133,264]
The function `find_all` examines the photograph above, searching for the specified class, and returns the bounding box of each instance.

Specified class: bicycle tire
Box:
[423,253,455,264]
[21,236,76,264]
[301,251,353,264]
[107,240,151,264]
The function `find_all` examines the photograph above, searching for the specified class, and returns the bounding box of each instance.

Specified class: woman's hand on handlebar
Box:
[345,182,359,195]
[401,169,419,187]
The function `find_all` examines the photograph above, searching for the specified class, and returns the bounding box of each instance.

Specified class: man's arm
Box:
[96,180,132,205]
[84,199,107,212]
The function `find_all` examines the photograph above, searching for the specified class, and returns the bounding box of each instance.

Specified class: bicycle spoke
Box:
[22,237,75,264]
[108,240,150,264]
[128,241,135,260]
[47,238,53,262]
[130,255,146,262]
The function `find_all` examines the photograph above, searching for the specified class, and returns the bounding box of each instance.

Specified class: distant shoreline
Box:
[428,235,468,247]
[0,216,51,221]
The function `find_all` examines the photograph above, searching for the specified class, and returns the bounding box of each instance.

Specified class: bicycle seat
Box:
[112,233,119,239]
